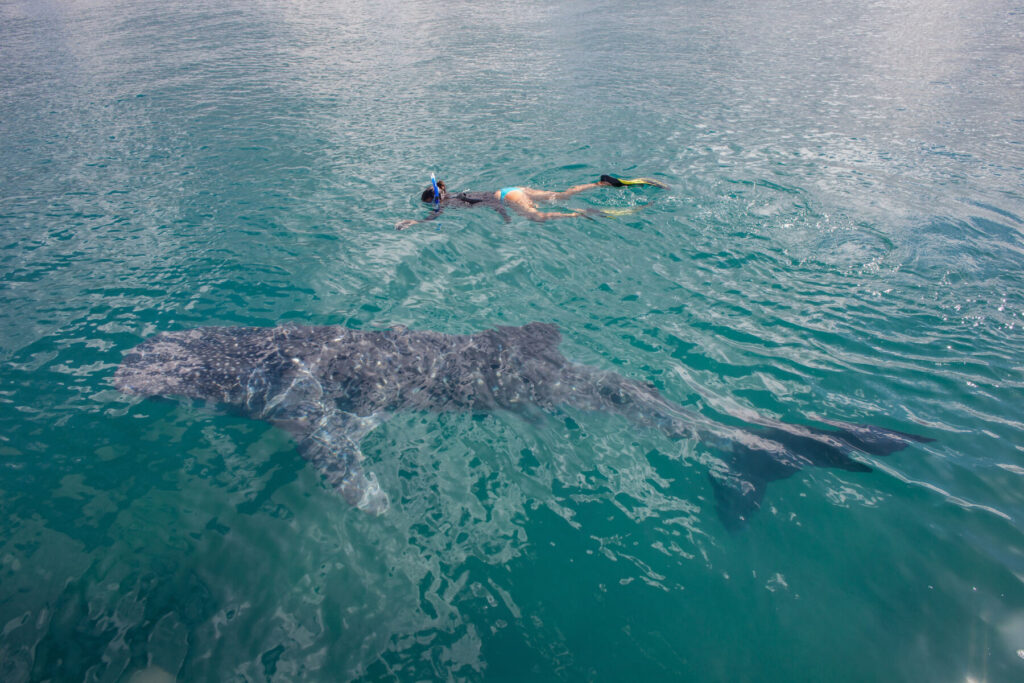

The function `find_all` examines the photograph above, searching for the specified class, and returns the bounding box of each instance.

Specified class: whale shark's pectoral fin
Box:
[275,408,391,515]
[708,446,801,531]
[709,471,769,532]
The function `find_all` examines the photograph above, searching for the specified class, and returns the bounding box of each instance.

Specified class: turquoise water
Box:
[3,0,1024,680]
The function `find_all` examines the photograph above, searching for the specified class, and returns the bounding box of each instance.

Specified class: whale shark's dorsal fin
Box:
[494,322,562,355]
[521,321,561,344]
[518,321,561,345]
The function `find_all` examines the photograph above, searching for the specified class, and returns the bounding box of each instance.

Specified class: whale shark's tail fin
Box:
[709,422,933,530]
[531,356,933,529]
[809,420,936,455]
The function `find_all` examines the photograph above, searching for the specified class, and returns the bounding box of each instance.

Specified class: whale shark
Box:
[114,322,932,527]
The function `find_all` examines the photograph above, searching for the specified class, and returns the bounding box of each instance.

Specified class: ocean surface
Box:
[3,0,1024,680]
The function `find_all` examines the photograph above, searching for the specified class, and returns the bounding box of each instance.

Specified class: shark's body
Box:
[114,322,930,527]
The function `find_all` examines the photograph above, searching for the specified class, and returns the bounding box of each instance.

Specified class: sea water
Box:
[2,0,1024,680]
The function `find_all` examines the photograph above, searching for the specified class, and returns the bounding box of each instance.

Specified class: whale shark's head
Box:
[114,327,269,404]
[115,329,216,399]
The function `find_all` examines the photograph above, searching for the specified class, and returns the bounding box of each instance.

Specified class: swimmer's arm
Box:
[395,207,444,230]
[496,205,512,224]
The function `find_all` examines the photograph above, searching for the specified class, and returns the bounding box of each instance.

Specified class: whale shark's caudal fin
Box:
[709,422,933,530]
[549,359,933,529]
[809,420,936,455]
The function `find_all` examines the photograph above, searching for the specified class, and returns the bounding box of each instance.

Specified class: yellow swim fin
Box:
[600,205,646,218]
[581,204,650,219]
[600,174,670,190]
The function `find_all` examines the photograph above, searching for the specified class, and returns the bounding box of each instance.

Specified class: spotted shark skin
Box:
[114,322,932,527]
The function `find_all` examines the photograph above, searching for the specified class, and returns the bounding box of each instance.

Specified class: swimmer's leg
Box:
[522,181,609,203]
[502,189,587,222]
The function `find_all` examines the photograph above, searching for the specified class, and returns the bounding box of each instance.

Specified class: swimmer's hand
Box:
[394,219,418,231]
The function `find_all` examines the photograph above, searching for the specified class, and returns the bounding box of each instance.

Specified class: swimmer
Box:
[394,174,668,230]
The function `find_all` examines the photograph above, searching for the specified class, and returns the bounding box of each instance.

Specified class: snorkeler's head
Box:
[420,179,446,202]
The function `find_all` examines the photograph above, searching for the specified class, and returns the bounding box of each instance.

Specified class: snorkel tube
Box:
[430,173,441,207]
